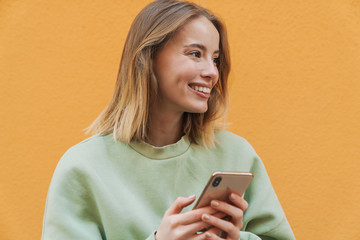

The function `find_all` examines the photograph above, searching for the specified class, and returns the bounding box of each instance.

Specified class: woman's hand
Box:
[201,193,249,239]
[155,195,223,240]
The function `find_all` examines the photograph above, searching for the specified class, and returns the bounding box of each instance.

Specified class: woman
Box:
[42,0,295,239]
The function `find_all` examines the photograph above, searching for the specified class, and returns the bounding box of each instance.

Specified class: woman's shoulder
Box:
[58,134,123,167]
[215,130,251,146]
[214,130,258,154]
[208,130,264,170]
[65,134,113,153]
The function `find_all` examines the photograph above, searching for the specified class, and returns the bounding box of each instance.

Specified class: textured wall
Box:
[1,0,359,239]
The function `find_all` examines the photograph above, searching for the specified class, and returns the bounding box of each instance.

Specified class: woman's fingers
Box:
[229,193,248,211]
[157,195,208,240]
[210,200,242,226]
[164,195,196,216]
[196,194,248,239]
[180,220,213,238]
[201,214,241,239]
[208,194,248,227]
[186,211,225,236]
[173,205,229,236]
[158,195,226,240]
[158,194,246,240]
[203,226,223,238]
[179,206,219,225]
[162,210,223,239]
[190,227,223,240]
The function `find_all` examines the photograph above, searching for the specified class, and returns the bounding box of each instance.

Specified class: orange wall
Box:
[1,0,359,239]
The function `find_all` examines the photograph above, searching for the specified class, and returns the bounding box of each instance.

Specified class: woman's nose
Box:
[200,59,219,82]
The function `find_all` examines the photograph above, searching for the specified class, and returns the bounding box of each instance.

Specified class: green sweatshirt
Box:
[42,131,295,240]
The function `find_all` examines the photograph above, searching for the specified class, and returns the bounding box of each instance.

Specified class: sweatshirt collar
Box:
[129,136,191,160]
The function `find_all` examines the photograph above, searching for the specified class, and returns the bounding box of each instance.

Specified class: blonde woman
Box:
[42,0,295,239]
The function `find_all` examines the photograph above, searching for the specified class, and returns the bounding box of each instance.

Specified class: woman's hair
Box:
[88,0,230,147]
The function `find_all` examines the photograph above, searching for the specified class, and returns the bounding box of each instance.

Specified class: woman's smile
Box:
[188,84,212,98]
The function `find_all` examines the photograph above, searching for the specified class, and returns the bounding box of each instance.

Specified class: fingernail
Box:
[202,214,210,221]
[211,200,219,207]
[205,232,211,237]
[230,193,236,201]
[188,194,196,199]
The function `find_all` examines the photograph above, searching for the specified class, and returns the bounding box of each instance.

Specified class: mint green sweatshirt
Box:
[42,131,295,240]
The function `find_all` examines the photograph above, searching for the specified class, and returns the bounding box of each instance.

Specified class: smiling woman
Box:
[41,0,295,239]
[87,0,230,148]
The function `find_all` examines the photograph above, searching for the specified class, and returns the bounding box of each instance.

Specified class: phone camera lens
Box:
[212,177,222,187]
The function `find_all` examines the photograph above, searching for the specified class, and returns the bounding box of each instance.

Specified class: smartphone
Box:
[193,171,254,209]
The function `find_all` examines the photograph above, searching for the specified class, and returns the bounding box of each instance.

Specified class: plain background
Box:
[1,0,360,239]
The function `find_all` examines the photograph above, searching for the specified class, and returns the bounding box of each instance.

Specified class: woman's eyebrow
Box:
[184,43,219,54]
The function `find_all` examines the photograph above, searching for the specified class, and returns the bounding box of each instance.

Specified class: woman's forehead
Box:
[171,16,220,52]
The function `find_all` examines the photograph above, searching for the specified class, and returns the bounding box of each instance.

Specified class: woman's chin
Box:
[186,105,208,114]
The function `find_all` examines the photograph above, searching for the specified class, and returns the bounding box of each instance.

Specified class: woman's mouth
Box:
[189,85,211,93]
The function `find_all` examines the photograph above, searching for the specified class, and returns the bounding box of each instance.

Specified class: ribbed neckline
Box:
[129,136,191,160]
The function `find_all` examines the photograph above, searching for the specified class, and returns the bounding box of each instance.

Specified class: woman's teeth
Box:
[191,85,211,93]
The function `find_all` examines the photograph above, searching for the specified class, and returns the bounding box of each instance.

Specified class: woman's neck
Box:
[147,109,184,147]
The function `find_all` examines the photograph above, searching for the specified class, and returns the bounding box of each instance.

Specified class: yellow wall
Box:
[1,0,359,239]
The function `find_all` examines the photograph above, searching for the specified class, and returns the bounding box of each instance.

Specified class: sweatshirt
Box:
[42,131,295,240]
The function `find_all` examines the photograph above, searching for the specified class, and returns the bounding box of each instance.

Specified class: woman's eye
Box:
[189,51,201,58]
[212,57,220,66]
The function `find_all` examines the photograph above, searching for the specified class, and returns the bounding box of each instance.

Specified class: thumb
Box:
[165,195,196,216]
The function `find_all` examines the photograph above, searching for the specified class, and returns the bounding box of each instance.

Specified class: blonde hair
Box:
[88,0,230,147]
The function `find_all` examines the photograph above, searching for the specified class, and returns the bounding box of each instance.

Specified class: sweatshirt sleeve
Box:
[41,153,105,240]
[240,148,296,240]
[42,150,159,240]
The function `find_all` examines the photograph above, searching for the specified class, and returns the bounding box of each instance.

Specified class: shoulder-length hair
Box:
[88,0,230,147]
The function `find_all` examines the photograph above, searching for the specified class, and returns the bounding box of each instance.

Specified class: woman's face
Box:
[153,16,220,115]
